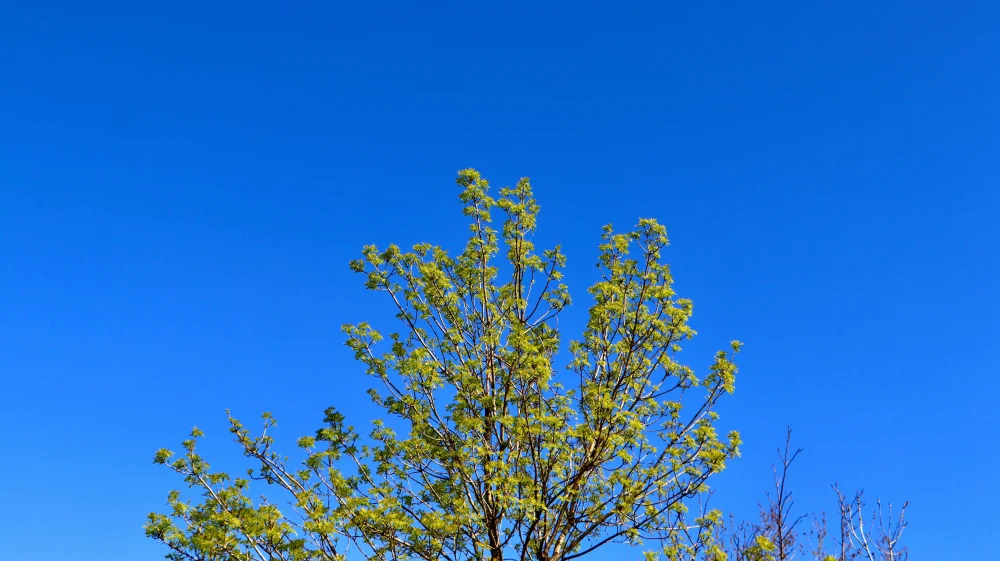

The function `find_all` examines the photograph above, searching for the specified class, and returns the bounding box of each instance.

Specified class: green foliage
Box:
[147,169,742,561]
[741,536,777,561]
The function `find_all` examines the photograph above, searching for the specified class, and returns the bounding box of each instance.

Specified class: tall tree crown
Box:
[147,169,742,561]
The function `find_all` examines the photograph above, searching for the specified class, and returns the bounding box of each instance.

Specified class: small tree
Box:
[146,169,744,561]
[762,429,805,560]
[833,487,908,561]
[717,432,909,561]
[717,430,804,561]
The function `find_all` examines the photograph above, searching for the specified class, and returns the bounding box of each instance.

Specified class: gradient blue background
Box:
[2,2,998,559]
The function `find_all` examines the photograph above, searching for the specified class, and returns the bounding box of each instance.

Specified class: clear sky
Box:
[1,2,998,559]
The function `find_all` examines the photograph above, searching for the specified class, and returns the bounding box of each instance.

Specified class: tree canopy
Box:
[147,170,904,561]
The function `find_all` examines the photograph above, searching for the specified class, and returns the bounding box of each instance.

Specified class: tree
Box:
[716,431,909,561]
[717,430,805,561]
[146,169,744,561]
[760,429,804,561]
[833,487,908,561]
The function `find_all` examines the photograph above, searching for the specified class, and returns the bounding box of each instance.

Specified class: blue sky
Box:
[1,1,998,559]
